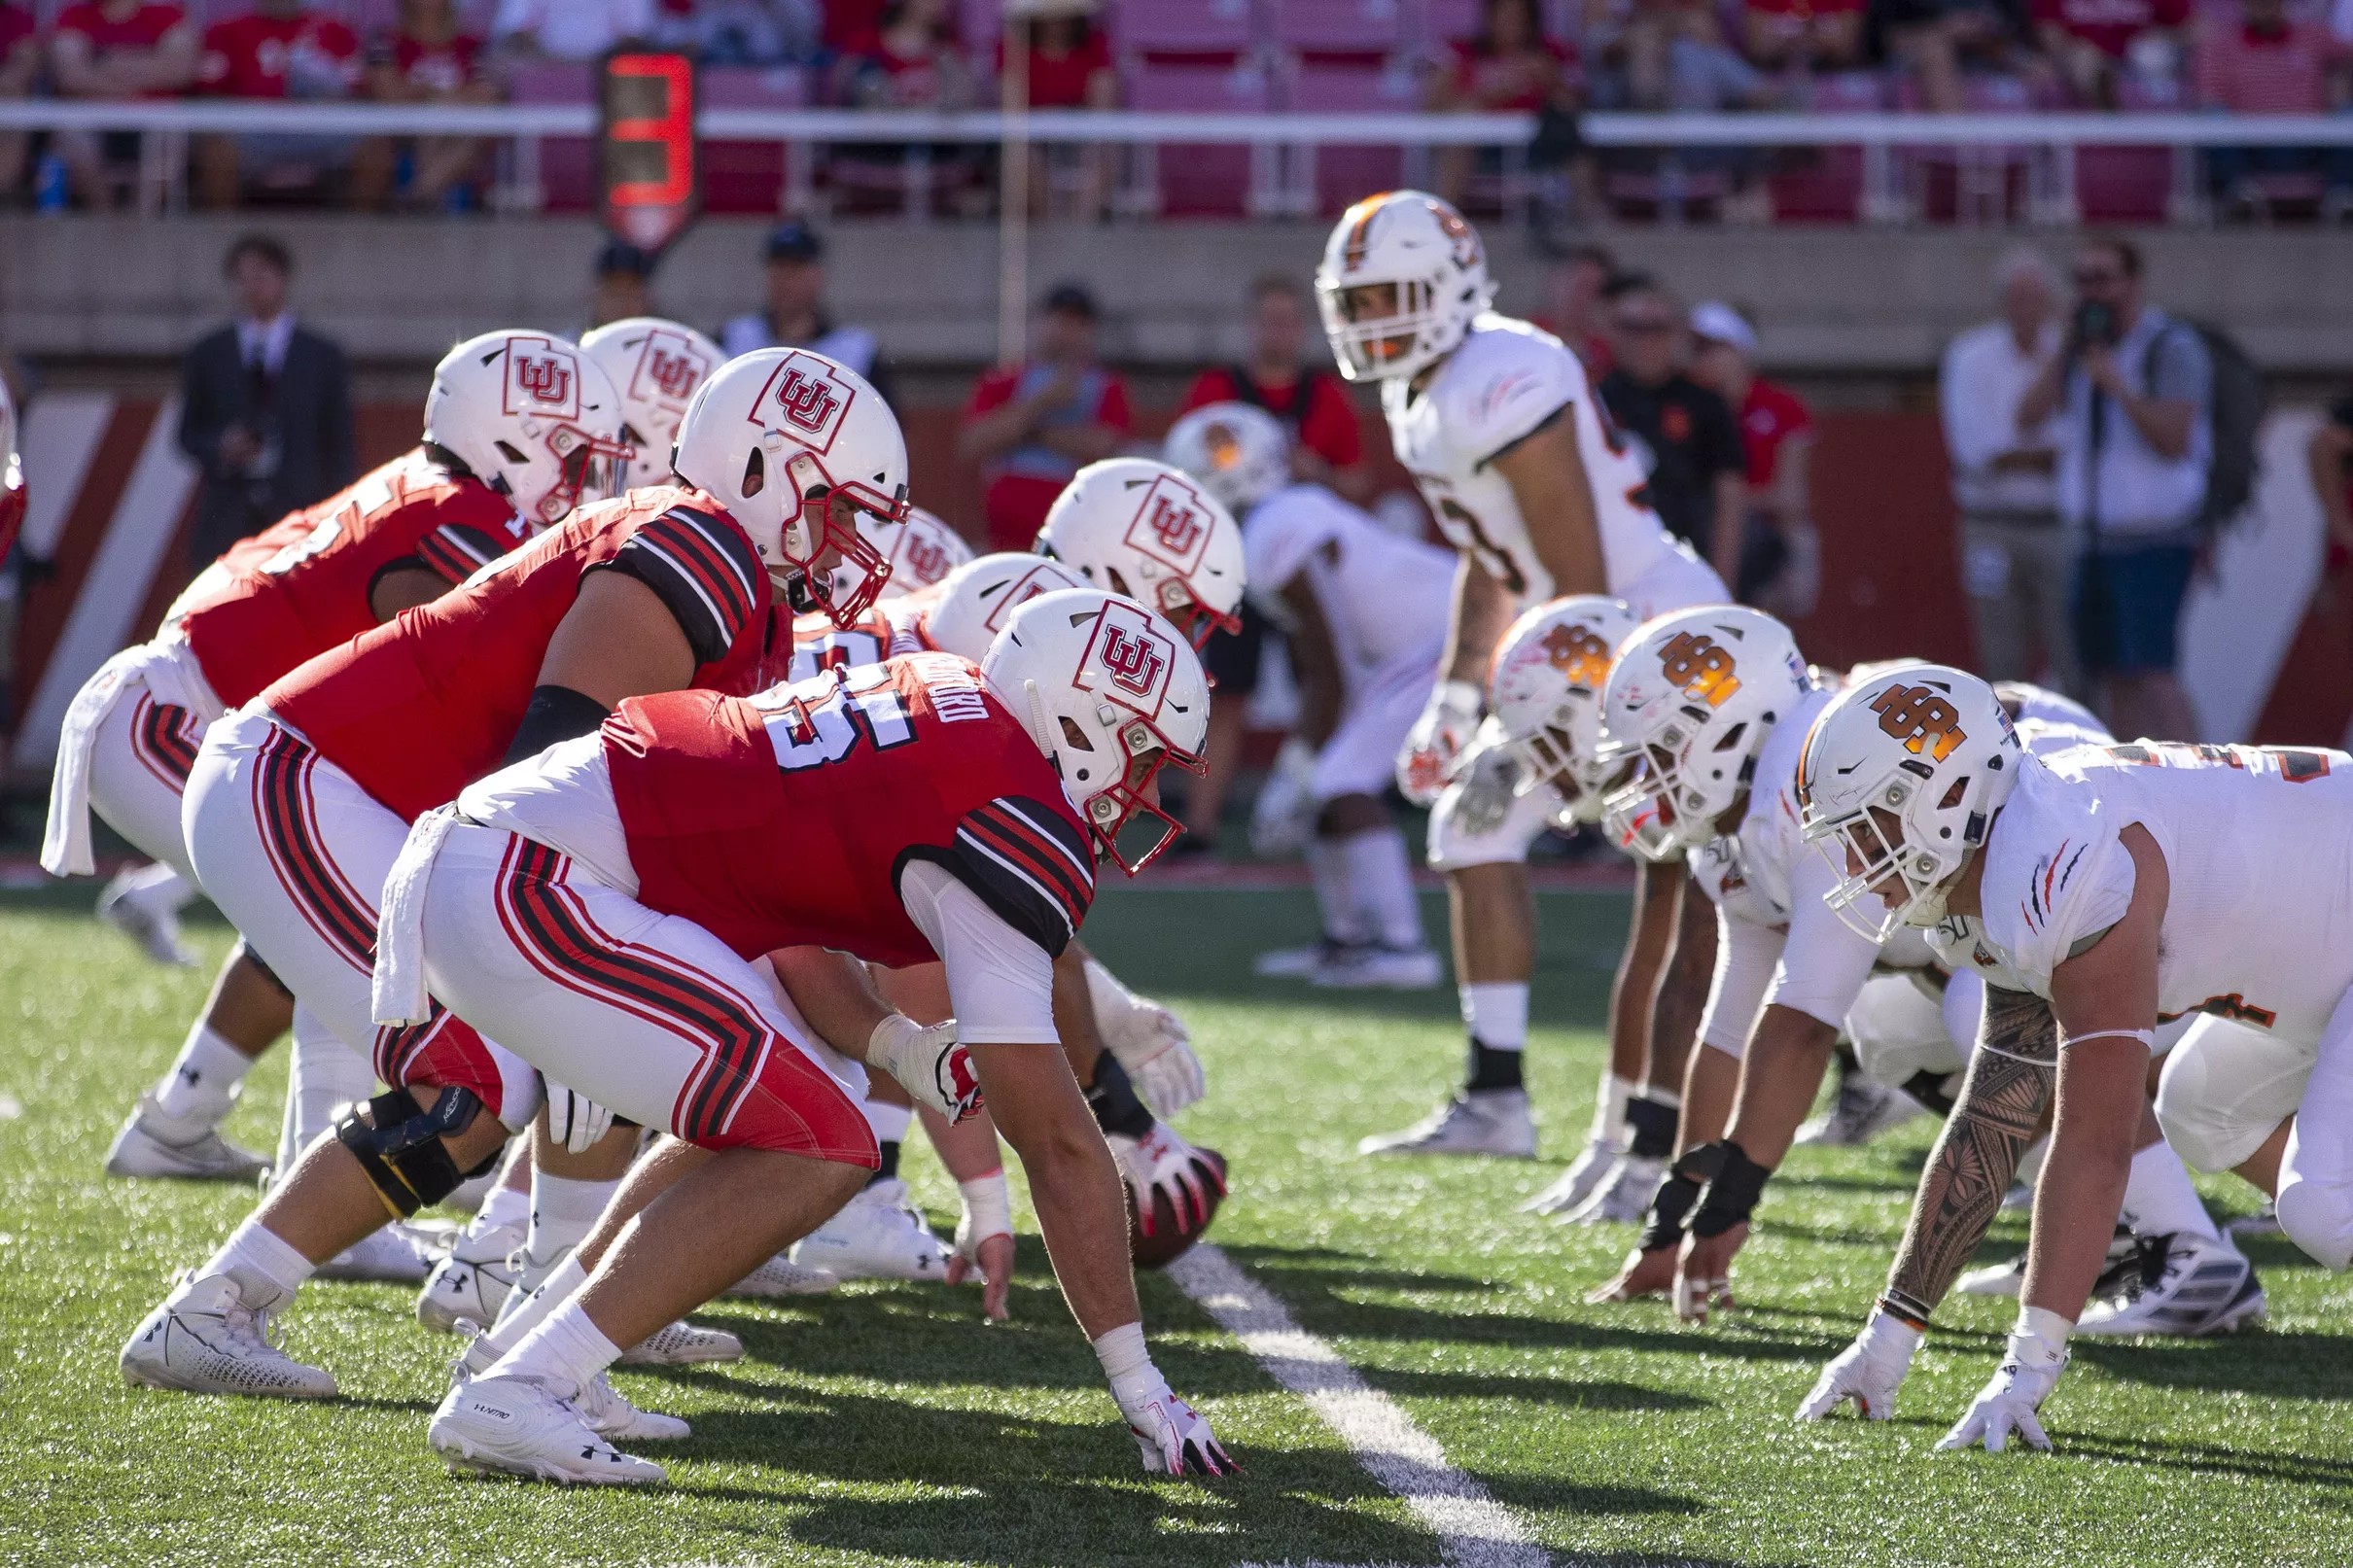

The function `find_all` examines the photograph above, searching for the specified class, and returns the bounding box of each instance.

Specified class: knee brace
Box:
[335,1086,495,1218]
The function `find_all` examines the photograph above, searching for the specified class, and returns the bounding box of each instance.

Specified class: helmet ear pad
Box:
[741,446,765,499]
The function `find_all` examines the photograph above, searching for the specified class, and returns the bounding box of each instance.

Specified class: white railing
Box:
[3,100,2346,223]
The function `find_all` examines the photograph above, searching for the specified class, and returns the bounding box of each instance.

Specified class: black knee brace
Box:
[335,1086,487,1217]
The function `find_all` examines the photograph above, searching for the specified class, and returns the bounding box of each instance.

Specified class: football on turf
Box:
[1128,1147,1227,1270]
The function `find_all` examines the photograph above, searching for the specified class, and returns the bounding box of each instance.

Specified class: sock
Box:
[121,860,196,913]
[862,1097,915,1146]
[1460,982,1528,1052]
[473,1179,532,1237]
[197,1215,316,1311]
[1465,1038,1524,1093]
[1340,826,1423,949]
[488,1296,622,1400]
[527,1171,620,1262]
[2121,1138,2222,1241]
[869,1140,902,1184]
[151,1024,257,1124]
[483,1250,589,1351]
[1590,1073,1636,1145]
[274,1008,373,1180]
[1305,838,1368,945]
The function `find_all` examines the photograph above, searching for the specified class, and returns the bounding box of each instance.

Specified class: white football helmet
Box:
[0,376,22,560]
[1035,458,1245,649]
[423,331,630,530]
[579,317,723,490]
[1315,190,1493,383]
[1597,606,1811,861]
[1488,595,1642,825]
[980,587,1210,875]
[1798,664,2024,942]
[1163,401,1290,516]
[837,504,975,608]
[672,347,907,629]
[922,551,1085,664]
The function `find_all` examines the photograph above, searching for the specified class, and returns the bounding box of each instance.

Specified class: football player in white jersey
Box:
[1166,401,1448,989]
[1315,189,1728,1169]
[1795,667,2307,1452]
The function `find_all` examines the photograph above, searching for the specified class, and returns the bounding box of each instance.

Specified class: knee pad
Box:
[334,1086,489,1217]
[2274,1178,2353,1272]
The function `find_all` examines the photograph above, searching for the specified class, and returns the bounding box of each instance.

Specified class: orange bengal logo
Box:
[1657,631,1741,708]
[1100,625,1166,698]
[1203,421,1243,472]
[1538,622,1611,689]
[1871,682,1967,763]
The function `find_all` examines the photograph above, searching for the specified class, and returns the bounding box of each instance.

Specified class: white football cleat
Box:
[315,1219,446,1284]
[790,1177,950,1282]
[97,865,196,967]
[1954,1254,2027,1298]
[429,1374,666,1485]
[1252,939,1355,979]
[1523,1136,1626,1215]
[1357,1090,1536,1158]
[416,1221,526,1333]
[576,1372,690,1443]
[1795,1072,1923,1147]
[104,1094,269,1183]
[122,1274,336,1399]
[2077,1234,2266,1338]
[618,1320,744,1367]
[725,1253,842,1299]
[1310,943,1445,991]
[1561,1153,1664,1226]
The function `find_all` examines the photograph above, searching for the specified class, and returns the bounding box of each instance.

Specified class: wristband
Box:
[958,1168,1012,1244]
[1625,1096,1680,1160]
[1688,1140,1772,1237]
[1877,1293,1932,1333]
[1637,1171,1703,1254]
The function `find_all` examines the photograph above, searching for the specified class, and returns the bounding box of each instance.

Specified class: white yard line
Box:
[1168,1242,1556,1568]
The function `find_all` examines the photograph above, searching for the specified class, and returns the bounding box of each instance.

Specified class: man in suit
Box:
[177,233,356,575]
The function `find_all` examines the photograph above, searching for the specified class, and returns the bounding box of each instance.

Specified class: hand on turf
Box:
[946,1233,1015,1321]
[1587,1243,1678,1304]
[1673,1225,1745,1323]
[869,1015,986,1125]
[1796,1307,1922,1422]
[1396,680,1483,806]
[1937,1326,2067,1454]
[1109,1124,1224,1236]
[543,1081,614,1154]
[1117,1379,1236,1478]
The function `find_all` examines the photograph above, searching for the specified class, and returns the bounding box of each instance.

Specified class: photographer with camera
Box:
[2018,233,2211,745]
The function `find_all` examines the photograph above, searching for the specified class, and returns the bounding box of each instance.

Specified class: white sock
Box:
[1340,826,1423,949]
[527,1172,621,1261]
[488,1296,622,1400]
[196,1215,316,1311]
[274,1009,373,1180]
[121,860,196,913]
[2122,1138,2222,1241]
[1461,981,1529,1052]
[151,1024,256,1124]
[484,1251,589,1349]
[862,1097,914,1145]
[1590,1073,1636,1144]
[1305,838,1368,944]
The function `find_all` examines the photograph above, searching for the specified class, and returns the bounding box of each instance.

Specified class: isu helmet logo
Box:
[1123,476,1212,571]
[503,337,580,419]
[749,351,853,454]
[1539,622,1612,690]
[1082,599,1175,718]
[634,331,711,407]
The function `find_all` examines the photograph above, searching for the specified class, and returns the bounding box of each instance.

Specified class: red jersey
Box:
[54,2,189,97]
[167,448,527,711]
[1737,379,1813,489]
[382,30,482,94]
[1,5,41,63]
[1179,366,1364,472]
[606,655,1094,966]
[996,27,1111,109]
[197,10,361,98]
[2028,0,2187,58]
[266,486,777,821]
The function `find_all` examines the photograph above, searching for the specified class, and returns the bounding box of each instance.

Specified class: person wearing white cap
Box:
[1687,300,1818,619]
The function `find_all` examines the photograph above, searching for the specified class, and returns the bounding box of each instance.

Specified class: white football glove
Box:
[1249,735,1321,858]
[1797,1306,1922,1422]
[1086,957,1205,1118]
[1114,1376,1235,1477]
[866,1014,985,1126]
[1395,679,1484,806]
[1107,1124,1222,1237]
[1937,1313,2069,1454]
[543,1081,614,1155]
[1440,733,1523,841]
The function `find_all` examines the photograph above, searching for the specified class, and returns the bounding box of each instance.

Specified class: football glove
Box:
[1797,1306,1922,1422]
[1116,1377,1235,1478]
[1249,735,1320,858]
[1108,1124,1224,1237]
[543,1081,614,1155]
[1937,1313,2068,1454]
[1441,734,1523,841]
[866,1014,985,1126]
[1395,679,1484,806]
[1088,958,1206,1119]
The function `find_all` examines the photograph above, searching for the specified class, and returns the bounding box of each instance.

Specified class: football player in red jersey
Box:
[120,346,909,1405]
[43,330,595,1198]
[389,588,1227,1484]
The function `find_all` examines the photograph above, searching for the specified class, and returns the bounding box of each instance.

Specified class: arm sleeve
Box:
[605,506,764,666]
[1698,904,1787,1060]
[1765,850,1889,1030]
[897,858,1060,1045]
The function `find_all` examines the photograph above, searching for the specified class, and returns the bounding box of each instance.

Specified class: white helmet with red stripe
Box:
[840,504,975,608]
[0,376,23,564]
[424,330,631,530]
[1035,458,1245,648]
[923,551,1086,663]
[672,346,908,629]
[1488,595,1642,824]
[579,316,723,490]
[981,587,1211,875]
[1315,190,1493,383]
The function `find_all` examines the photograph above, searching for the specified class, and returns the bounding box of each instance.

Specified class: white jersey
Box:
[1385,314,1675,610]
[1244,482,1453,675]
[1929,741,2353,1046]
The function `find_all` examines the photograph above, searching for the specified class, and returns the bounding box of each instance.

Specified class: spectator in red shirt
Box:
[998,7,1117,218]
[958,281,1132,552]
[1180,276,1368,504]
[0,4,45,203]
[2195,0,2353,211]
[193,0,365,210]
[49,2,198,210]
[1688,300,1819,617]
[1427,0,1577,205]
[1744,0,1866,70]
[360,0,497,211]
[825,0,888,56]
[2031,0,2188,104]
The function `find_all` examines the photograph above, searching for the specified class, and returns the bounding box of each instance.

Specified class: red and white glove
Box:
[1395,679,1484,806]
[1108,1124,1223,1237]
[866,1014,985,1125]
[1087,957,1205,1118]
[1097,1323,1235,1478]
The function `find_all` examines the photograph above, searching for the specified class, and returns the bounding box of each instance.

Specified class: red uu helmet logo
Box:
[1143,492,1204,559]
[901,535,950,584]
[644,343,706,402]
[773,367,840,435]
[511,351,573,407]
[1099,625,1167,698]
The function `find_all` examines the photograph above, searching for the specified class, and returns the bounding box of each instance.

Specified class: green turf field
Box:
[3,882,2346,1567]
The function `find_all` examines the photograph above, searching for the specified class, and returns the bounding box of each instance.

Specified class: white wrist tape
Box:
[958,1168,1012,1243]
[2058,1028,2156,1051]
[1092,1320,1160,1406]
[2016,1303,2074,1354]
[865,1012,921,1068]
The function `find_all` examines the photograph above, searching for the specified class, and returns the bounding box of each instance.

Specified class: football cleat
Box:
[617,1319,744,1367]
[97,866,195,967]
[122,1274,336,1399]
[1253,939,1358,979]
[315,1219,447,1284]
[1795,1071,1924,1147]
[790,1177,950,1282]
[2077,1233,2266,1338]
[104,1094,269,1183]
[1310,943,1445,991]
[576,1372,690,1443]
[1523,1135,1626,1215]
[429,1374,666,1485]
[416,1221,526,1334]
[1958,1226,2137,1299]
[1357,1090,1536,1158]
[725,1253,843,1299]
[1561,1153,1665,1226]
